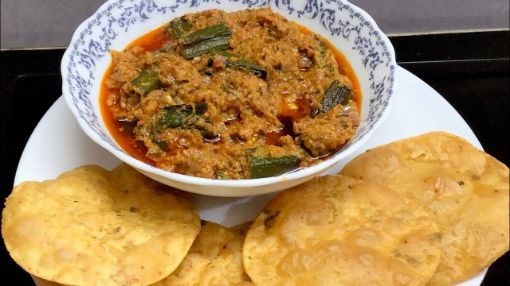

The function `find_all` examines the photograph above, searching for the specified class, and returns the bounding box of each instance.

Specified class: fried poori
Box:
[243,175,442,286]
[341,131,510,285]
[154,221,251,286]
[2,164,200,286]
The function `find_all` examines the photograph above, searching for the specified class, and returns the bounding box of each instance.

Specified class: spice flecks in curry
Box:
[101,8,361,179]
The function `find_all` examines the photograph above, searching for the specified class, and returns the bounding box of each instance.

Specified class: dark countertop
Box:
[1,31,509,284]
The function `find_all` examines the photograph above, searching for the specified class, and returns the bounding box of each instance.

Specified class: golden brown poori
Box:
[154,221,251,286]
[4,131,509,286]
[243,175,442,285]
[2,164,200,286]
[341,132,509,285]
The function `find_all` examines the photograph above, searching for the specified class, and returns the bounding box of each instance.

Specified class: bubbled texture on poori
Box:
[341,131,510,285]
[243,175,442,286]
[154,221,251,286]
[2,164,200,286]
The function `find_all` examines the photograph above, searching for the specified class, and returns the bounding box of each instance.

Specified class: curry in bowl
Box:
[102,8,361,179]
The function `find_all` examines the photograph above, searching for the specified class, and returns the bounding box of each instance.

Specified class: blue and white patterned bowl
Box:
[61,0,397,197]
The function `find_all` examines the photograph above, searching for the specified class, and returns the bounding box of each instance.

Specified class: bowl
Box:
[61,0,397,197]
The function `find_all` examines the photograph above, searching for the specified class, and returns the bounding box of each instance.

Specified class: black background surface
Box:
[1,31,509,285]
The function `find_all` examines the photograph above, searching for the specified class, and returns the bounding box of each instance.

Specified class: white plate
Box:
[14,66,486,285]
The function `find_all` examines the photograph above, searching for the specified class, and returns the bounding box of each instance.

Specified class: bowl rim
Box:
[61,0,398,188]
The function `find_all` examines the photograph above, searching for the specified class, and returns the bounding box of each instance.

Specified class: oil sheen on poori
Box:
[101,8,361,180]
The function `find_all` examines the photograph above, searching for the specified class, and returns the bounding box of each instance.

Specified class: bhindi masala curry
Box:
[101,8,361,179]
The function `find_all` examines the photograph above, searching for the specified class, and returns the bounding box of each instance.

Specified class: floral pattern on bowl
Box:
[61,0,397,196]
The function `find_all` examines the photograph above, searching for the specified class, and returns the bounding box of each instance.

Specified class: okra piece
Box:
[226,59,267,79]
[321,80,352,113]
[181,36,230,59]
[250,155,301,179]
[194,102,208,115]
[115,117,137,136]
[131,68,160,95]
[155,105,193,129]
[168,17,192,39]
[182,23,231,45]
[153,140,169,151]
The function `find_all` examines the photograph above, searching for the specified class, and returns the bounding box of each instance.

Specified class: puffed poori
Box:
[341,132,509,285]
[4,132,508,286]
[2,164,200,286]
[243,175,442,286]
[154,221,251,286]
